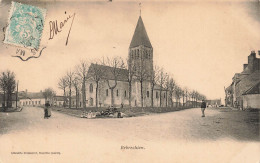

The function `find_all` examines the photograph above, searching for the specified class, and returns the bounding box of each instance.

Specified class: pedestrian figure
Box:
[44,101,51,119]
[201,100,206,117]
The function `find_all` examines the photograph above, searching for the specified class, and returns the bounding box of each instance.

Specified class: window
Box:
[116,90,119,96]
[147,91,149,97]
[26,101,28,105]
[89,83,93,93]
[124,90,127,97]
[106,89,108,96]
[39,101,41,104]
[156,92,159,99]
[164,93,166,98]
[35,101,37,105]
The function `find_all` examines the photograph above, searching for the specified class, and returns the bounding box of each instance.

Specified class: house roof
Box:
[87,63,129,82]
[129,16,152,48]
[236,70,260,97]
[242,81,260,95]
[241,66,251,74]
[226,85,232,93]
[54,96,65,101]
[19,92,44,99]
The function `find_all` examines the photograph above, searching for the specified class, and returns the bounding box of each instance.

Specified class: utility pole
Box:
[16,81,18,108]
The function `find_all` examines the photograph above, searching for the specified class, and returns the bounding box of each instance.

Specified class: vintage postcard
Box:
[0,0,259,163]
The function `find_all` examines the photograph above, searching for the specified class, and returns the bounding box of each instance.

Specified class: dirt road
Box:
[0,107,259,163]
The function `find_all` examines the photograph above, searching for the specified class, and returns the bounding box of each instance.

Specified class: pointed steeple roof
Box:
[129,16,152,48]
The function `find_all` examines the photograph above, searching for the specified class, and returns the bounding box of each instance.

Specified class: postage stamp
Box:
[3,2,46,50]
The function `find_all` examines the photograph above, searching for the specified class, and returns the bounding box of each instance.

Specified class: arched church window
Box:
[89,83,93,93]
[106,89,108,96]
[147,91,149,97]
[116,90,119,96]
[125,90,127,97]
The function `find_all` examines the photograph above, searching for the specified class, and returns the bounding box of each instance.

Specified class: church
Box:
[85,15,167,108]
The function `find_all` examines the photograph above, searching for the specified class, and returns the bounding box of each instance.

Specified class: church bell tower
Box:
[128,16,153,80]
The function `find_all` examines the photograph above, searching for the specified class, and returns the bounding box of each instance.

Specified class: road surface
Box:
[0,107,259,163]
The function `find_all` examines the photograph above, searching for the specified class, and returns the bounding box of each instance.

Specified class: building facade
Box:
[225,51,260,109]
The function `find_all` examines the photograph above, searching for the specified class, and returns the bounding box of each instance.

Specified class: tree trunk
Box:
[7,91,11,108]
[170,96,173,107]
[128,81,132,108]
[140,81,143,107]
[76,88,78,109]
[63,88,66,107]
[95,81,99,107]
[110,88,114,106]
[3,91,6,111]
[69,85,72,109]
[183,95,185,107]
[151,84,154,107]
[159,89,162,107]
[166,91,168,107]
[82,78,86,110]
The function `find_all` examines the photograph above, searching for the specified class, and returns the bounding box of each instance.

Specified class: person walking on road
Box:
[44,101,51,119]
[201,100,206,117]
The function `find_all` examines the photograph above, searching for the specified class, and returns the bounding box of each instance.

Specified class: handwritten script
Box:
[49,12,76,45]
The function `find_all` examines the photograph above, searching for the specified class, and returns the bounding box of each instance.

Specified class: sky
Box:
[0,0,260,101]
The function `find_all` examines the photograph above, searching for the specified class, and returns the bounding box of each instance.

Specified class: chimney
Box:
[250,51,256,57]
[243,64,248,70]
[248,51,256,73]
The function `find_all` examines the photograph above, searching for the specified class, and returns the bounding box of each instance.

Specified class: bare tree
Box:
[66,70,74,109]
[72,76,80,109]
[76,60,89,110]
[158,68,167,107]
[87,62,105,107]
[0,70,16,109]
[43,87,56,104]
[150,65,160,107]
[101,57,125,106]
[58,76,68,107]
[164,73,170,107]
[174,85,182,107]
[181,89,185,107]
[134,56,150,108]
[190,90,196,107]
[168,77,176,107]
[126,58,136,108]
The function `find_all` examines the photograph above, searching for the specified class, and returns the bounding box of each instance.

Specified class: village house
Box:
[19,91,46,106]
[53,95,67,107]
[225,51,260,109]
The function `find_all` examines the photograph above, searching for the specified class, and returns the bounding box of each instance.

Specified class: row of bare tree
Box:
[150,66,206,108]
[57,56,206,109]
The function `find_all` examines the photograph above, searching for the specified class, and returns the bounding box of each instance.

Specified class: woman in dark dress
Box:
[44,101,51,119]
